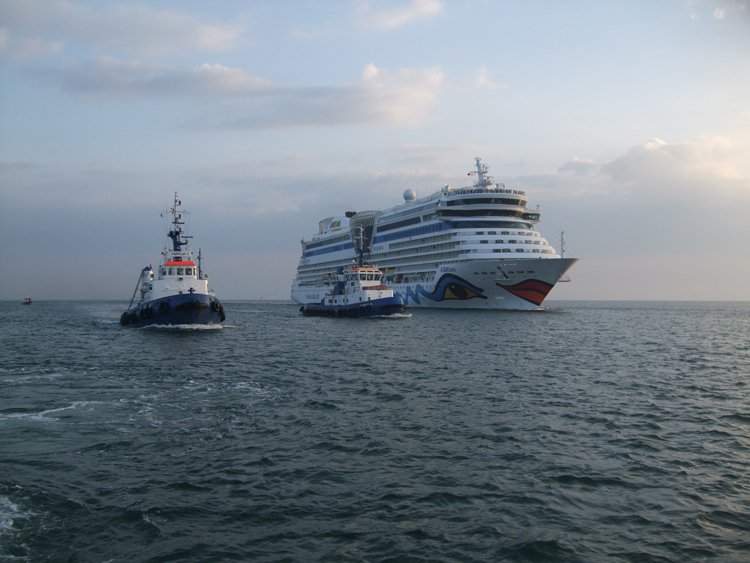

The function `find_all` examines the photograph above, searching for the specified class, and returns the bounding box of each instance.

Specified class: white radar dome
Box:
[403,188,417,202]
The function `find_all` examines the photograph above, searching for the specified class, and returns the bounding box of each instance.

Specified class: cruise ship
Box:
[291,158,577,310]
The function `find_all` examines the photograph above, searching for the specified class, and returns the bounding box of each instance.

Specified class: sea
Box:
[0,300,748,562]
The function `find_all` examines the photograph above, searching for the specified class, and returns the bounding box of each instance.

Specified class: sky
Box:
[1,0,748,301]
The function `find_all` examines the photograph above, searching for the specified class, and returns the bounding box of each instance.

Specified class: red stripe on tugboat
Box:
[164,261,196,266]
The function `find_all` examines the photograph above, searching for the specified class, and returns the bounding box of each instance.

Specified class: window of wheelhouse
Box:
[185,268,193,275]
[160,267,166,276]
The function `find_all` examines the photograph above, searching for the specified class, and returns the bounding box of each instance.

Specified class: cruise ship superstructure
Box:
[291,158,577,310]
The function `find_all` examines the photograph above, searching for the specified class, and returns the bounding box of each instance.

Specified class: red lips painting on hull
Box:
[499,279,554,306]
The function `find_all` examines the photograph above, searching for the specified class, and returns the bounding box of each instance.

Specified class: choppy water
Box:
[1,300,749,562]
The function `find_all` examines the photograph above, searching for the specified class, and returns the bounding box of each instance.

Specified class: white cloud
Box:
[358,0,443,30]
[474,66,497,88]
[34,58,272,97]
[190,63,445,129]
[558,157,598,177]
[685,0,750,22]
[359,63,444,124]
[520,136,749,203]
[32,59,443,128]
[601,136,748,188]
[0,0,242,59]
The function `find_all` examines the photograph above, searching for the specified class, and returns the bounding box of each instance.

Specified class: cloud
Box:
[34,58,272,97]
[558,157,598,177]
[358,0,442,30]
[518,136,749,203]
[474,66,501,89]
[0,0,242,59]
[601,136,748,189]
[0,28,64,60]
[194,63,445,129]
[685,0,750,22]
[28,56,443,128]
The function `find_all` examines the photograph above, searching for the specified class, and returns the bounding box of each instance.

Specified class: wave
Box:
[140,323,225,331]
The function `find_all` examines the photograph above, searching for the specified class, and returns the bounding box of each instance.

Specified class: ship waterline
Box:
[292,158,577,310]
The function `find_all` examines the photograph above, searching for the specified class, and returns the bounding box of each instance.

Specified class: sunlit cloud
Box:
[522,136,749,203]
[602,136,748,186]
[358,0,443,30]
[0,0,242,59]
[192,63,445,129]
[30,58,443,128]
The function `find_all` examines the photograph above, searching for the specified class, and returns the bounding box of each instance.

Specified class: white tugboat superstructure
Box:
[299,227,406,317]
[291,158,577,310]
[120,192,225,326]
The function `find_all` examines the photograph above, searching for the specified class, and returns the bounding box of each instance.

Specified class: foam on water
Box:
[140,323,225,331]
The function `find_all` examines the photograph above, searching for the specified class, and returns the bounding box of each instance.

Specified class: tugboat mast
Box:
[167,192,192,252]
[353,226,365,265]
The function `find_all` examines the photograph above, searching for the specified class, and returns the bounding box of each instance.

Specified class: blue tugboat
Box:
[300,263,406,317]
[120,193,225,327]
[300,226,406,318]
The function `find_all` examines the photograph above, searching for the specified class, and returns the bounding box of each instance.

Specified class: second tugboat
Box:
[120,193,225,327]
[300,227,406,318]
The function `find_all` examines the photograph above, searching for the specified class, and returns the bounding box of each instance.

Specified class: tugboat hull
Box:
[301,296,405,318]
[120,293,225,327]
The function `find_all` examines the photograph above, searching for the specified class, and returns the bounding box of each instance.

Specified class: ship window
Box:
[160,268,166,276]
[367,274,374,280]
[177,268,184,275]
[168,268,174,275]
[377,216,421,232]
[185,268,193,275]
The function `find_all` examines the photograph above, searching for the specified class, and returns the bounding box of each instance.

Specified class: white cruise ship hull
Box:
[291,159,579,311]
[292,257,577,311]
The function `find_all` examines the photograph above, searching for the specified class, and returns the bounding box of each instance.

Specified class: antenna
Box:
[560,231,566,258]
[353,226,365,265]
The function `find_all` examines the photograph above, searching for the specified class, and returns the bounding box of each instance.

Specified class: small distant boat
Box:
[22,297,32,305]
[299,226,406,318]
[120,192,225,327]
